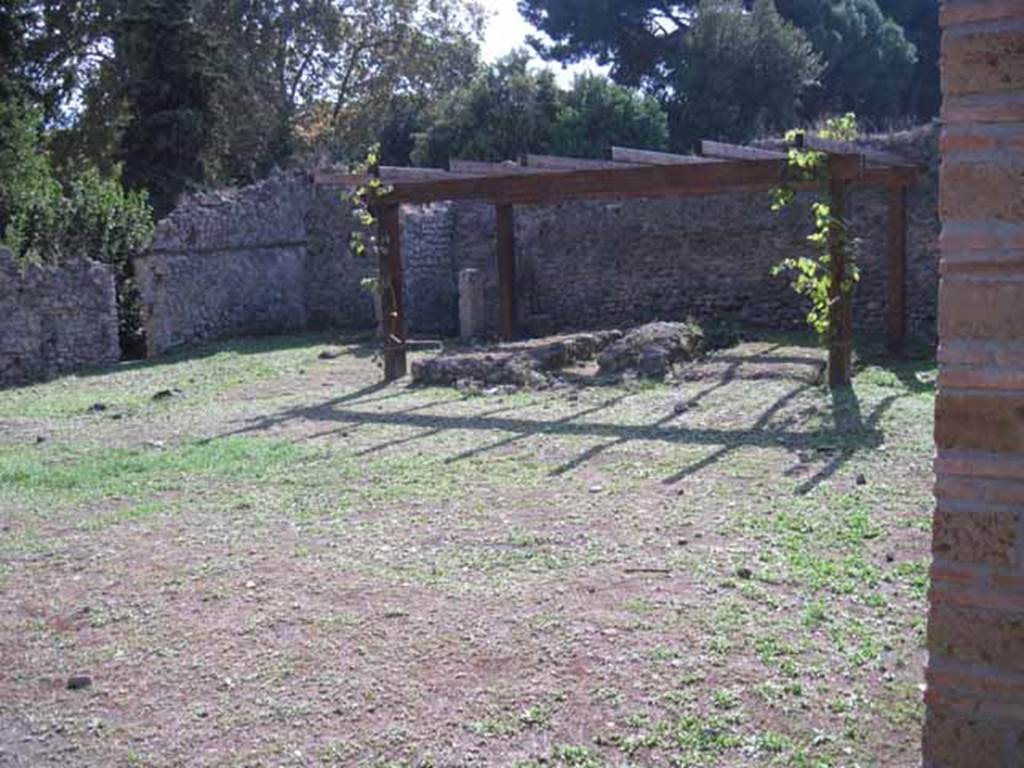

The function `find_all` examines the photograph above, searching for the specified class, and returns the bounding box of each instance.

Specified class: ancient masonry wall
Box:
[0,247,120,387]
[137,173,457,355]
[925,2,1024,766]
[455,125,939,339]
[137,127,939,355]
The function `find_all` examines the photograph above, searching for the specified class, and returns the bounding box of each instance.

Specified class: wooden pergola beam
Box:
[611,146,721,165]
[827,155,853,387]
[375,203,407,382]
[524,154,639,170]
[797,134,922,172]
[312,166,480,186]
[700,140,788,161]
[368,159,805,206]
[315,159,914,199]
[448,159,552,175]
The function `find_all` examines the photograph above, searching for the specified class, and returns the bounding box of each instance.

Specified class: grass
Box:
[0,332,935,767]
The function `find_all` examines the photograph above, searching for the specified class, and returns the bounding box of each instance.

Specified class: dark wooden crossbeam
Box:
[700,140,787,161]
[369,159,803,206]
[798,134,919,168]
[611,146,721,165]
[313,166,479,186]
[448,159,552,175]
[524,154,639,170]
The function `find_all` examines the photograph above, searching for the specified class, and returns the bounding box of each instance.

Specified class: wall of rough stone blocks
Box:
[136,127,939,355]
[452,126,939,340]
[925,2,1024,766]
[137,173,459,355]
[0,247,120,387]
[135,173,314,356]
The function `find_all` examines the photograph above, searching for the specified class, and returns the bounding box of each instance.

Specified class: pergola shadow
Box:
[222,348,911,494]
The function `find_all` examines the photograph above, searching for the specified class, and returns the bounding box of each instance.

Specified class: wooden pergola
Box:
[314,137,920,384]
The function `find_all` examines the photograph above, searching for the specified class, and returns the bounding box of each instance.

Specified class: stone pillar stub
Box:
[459,268,487,340]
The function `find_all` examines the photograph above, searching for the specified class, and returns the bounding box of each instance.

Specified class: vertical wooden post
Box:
[376,203,406,381]
[827,155,852,388]
[886,184,908,354]
[496,203,516,341]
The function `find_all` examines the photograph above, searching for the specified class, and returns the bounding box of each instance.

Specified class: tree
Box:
[112,0,228,215]
[671,0,821,149]
[773,0,917,123]
[518,0,696,92]
[520,0,920,131]
[411,52,668,167]
[551,73,668,157]
[5,1,485,206]
[0,97,61,257]
[876,0,940,120]
[0,94,153,351]
[412,51,562,166]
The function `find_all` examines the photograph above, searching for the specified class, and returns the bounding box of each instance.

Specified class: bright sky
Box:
[478,0,606,85]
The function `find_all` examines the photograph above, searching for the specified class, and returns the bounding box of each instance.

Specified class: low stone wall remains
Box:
[0,247,120,387]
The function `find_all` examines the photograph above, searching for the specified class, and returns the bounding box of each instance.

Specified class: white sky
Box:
[477,0,606,85]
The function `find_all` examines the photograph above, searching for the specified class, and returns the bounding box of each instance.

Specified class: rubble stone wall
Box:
[137,174,459,355]
[0,247,120,387]
[452,125,939,341]
[136,127,939,355]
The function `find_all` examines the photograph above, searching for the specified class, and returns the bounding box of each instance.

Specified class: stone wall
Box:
[0,247,120,387]
[135,173,315,356]
[454,125,940,341]
[137,126,939,355]
[925,2,1024,766]
[137,173,459,355]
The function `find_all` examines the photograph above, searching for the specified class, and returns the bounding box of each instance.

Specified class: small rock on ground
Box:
[66,674,92,690]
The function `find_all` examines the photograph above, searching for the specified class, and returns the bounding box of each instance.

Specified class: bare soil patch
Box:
[0,333,935,767]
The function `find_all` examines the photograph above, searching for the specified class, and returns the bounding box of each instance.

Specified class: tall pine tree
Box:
[115,0,227,214]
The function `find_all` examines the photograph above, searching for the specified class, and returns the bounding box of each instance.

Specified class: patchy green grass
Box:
[0,333,934,767]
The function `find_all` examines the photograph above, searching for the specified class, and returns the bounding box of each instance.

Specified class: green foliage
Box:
[56,165,154,270]
[412,52,667,166]
[1,97,152,268]
[770,113,860,343]
[344,144,392,265]
[115,0,228,215]
[0,97,62,259]
[412,51,562,166]
[671,0,822,149]
[774,0,917,124]
[876,0,940,120]
[520,0,931,139]
[550,73,669,158]
[4,1,484,208]
[519,0,696,90]
[0,94,153,353]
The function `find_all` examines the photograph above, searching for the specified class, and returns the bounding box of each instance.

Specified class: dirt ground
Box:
[0,333,936,767]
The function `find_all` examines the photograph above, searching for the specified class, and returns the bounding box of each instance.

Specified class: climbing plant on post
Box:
[770,113,860,388]
[346,146,406,381]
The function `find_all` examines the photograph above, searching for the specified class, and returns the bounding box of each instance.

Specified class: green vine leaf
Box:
[768,114,861,346]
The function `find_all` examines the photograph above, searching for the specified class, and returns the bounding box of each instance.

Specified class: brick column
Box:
[925,2,1024,766]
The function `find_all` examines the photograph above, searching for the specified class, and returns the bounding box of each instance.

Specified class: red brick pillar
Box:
[926,2,1024,765]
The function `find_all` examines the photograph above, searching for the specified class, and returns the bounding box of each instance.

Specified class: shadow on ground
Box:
[219,339,934,494]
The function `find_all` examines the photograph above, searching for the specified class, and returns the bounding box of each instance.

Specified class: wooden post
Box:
[886,185,908,354]
[496,203,516,340]
[376,203,406,381]
[827,156,853,388]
